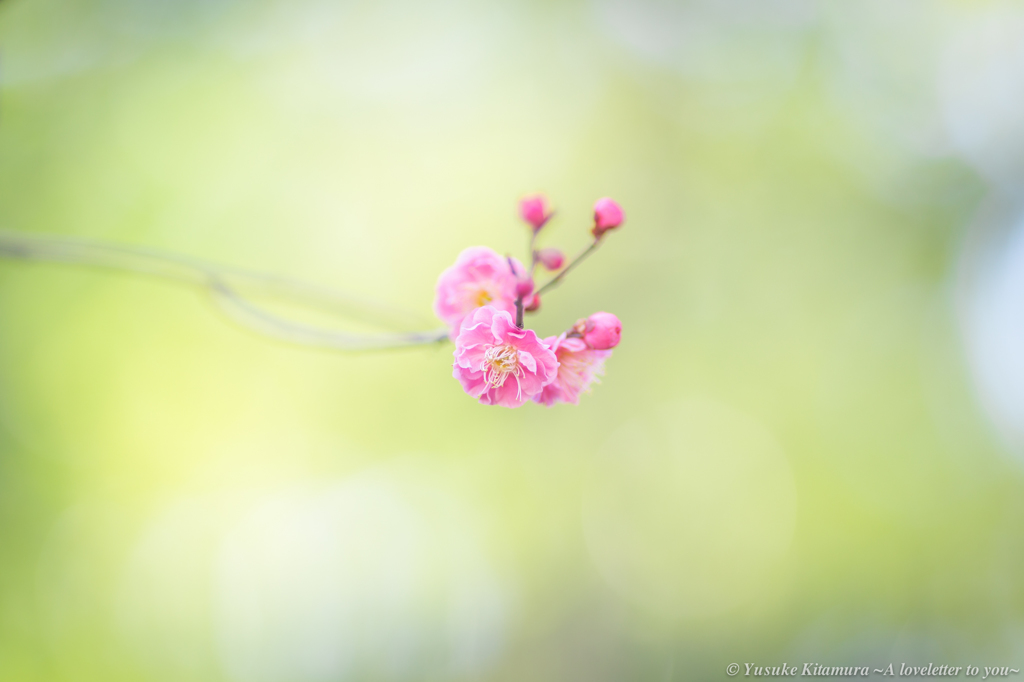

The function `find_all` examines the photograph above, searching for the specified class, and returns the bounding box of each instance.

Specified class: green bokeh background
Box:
[1,1,1021,680]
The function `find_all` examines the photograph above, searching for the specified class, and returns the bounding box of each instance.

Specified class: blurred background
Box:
[2,0,1024,679]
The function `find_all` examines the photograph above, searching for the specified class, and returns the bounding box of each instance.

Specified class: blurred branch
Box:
[0,230,449,351]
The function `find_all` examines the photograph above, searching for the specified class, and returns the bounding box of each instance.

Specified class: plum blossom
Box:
[536,248,565,270]
[439,195,625,407]
[533,334,612,407]
[519,195,552,230]
[592,197,625,237]
[515,277,534,298]
[578,311,621,350]
[453,306,558,408]
[433,246,523,336]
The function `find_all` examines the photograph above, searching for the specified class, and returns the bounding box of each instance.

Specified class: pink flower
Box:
[519,195,552,230]
[576,311,621,350]
[536,248,564,271]
[524,293,541,312]
[434,247,523,336]
[453,306,559,408]
[533,334,612,407]
[592,197,624,237]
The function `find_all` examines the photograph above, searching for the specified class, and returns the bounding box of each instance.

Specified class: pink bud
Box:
[515,278,534,298]
[536,248,565,271]
[519,195,552,231]
[581,311,621,350]
[592,197,624,238]
[524,294,541,312]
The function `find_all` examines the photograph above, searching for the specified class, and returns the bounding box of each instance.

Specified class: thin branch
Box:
[506,254,526,329]
[0,230,449,351]
[534,238,601,297]
[528,228,539,276]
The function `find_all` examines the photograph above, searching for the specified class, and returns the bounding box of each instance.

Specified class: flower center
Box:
[475,289,493,307]
[483,344,522,392]
[458,282,496,309]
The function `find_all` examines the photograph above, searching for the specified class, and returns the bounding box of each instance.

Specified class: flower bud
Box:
[592,197,624,238]
[519,195,552,231]
[515,278,534,299]
[581,311,621,350]
[524,294,541,312]
[536,248,565,270]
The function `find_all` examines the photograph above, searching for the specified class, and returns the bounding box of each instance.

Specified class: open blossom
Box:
[453,306,558,408]
[439,194,626,407]
[533,334,611,407]
[434,246,523,335]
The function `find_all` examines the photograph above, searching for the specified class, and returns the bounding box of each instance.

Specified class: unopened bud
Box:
[591,197,624,238]
[524,294,541,312]
[581,311,621,350]
[536,248,565,270]
[519,195,552,231]
[515,278,535,298]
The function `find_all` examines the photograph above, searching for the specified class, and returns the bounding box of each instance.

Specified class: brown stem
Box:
[507,254,526,328]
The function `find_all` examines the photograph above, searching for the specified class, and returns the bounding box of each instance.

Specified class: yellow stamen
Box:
[483,344,523,397]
